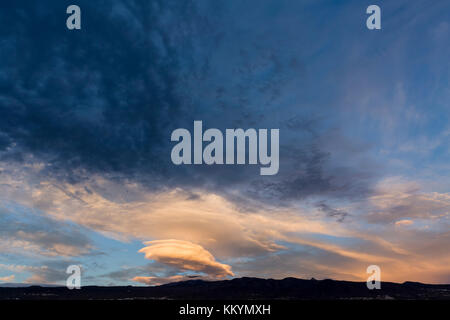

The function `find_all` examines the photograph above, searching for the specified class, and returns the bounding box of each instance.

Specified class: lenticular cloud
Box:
[138,239,234,278]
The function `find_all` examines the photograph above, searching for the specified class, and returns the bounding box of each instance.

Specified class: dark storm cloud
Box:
[0,0,191,177]
[0,1,378,206]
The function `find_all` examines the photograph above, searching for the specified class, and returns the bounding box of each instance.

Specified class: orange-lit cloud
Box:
[1,168,450,284]
[138,239,234,278]
[0,275,15,282]
[395,219,414,227]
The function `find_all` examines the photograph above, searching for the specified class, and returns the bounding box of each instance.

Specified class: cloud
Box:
[395,219,414,227]
[0,0,376,210]
[316,201,349,222]
[2,166,450,284]
[22,261,82,285]
[0,262,71,285]
[0,264,47,273]
[0,170,303,258]
[0,275,15,282]
[0,203,93,257]
[367,177,450,223]
[138,240,234,278]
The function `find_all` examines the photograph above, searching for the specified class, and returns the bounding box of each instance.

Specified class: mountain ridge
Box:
[1,277,449,300]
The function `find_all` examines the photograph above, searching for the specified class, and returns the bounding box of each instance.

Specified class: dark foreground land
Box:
[1,277,449,300]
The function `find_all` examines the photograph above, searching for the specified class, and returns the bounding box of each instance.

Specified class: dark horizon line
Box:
[2,276,450,288]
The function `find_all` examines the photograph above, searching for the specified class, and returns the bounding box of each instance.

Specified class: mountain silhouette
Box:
[1,277,449,300]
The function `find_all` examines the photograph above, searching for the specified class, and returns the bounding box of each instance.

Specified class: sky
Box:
[0,0,449,286]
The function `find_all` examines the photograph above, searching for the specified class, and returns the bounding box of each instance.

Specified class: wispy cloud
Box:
[0,275,15,282]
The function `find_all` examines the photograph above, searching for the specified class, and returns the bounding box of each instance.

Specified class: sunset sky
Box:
[0,0,449,286]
